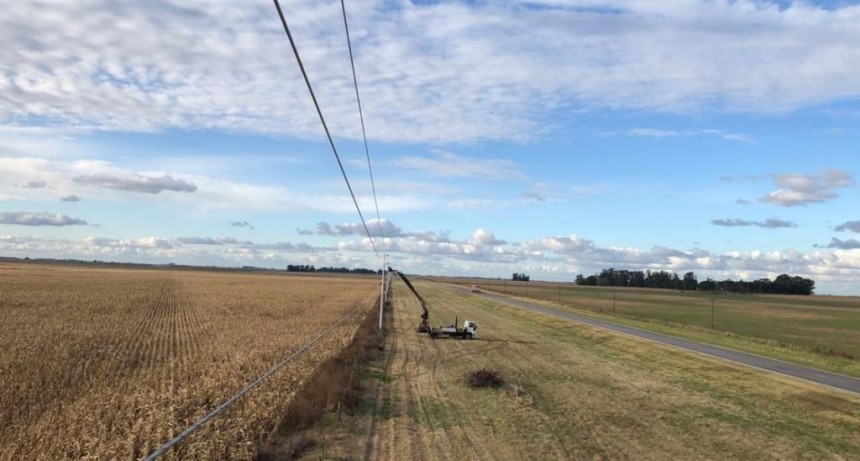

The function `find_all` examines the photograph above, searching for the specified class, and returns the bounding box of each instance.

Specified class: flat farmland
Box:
[336,280,860,460]
[440,278,860,377]
[0,263,378,460]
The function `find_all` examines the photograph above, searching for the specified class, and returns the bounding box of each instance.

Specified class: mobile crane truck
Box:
[388,268,478,340]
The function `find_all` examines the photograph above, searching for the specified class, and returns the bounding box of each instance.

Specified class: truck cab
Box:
[463,320,477,337]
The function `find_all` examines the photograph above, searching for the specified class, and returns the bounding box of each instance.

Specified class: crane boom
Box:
[388,267,430,332]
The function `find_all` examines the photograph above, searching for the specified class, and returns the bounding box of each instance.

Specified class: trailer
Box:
[428,317,477,340]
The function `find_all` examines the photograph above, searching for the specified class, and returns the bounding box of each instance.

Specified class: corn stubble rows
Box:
[0,264,377,460]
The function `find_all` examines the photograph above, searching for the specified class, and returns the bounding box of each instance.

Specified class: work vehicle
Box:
[389,268,478,339]
[428,317,478,339]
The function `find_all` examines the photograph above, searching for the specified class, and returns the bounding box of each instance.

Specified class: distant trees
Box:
[683,271,698,291]
[286,264,381,274]
[574,267,815,295]
[512,272,530,282]
[286,264,316,272]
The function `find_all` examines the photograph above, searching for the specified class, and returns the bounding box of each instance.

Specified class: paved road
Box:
[474,290,860,396]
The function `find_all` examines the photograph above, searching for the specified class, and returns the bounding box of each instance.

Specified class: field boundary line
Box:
[144,303,368,461]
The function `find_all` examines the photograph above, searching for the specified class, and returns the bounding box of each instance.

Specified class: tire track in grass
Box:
[388,284,501,461]
[422,286,496,461]
[370,289,449,461]
[363,322,398,460]
[429,284,567,460]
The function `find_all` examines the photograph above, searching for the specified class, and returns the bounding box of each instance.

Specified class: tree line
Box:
[574,268,815,295]
[286,264,381,274]
[512,272,531,281]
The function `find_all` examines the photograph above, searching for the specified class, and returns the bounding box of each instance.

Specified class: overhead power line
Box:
[339,0,386,254]
[272,0,380,263]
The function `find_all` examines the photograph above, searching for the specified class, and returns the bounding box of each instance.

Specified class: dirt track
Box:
[364,290,500,460]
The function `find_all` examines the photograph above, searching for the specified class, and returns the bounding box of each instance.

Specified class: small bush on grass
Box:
[467,368,504,388]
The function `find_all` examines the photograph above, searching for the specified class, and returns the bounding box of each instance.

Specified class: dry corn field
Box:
[0,262,378,460]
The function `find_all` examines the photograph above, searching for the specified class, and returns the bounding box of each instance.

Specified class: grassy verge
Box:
[440,278,860,360]
[481,288,860,379]
[419,282,860,460]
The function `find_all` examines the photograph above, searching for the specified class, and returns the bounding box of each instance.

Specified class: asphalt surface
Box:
[475,290,860,396]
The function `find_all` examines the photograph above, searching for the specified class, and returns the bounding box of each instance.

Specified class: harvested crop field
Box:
[0,263,378,460]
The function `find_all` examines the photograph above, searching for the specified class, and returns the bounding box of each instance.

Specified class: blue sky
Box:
[2,0,860,294]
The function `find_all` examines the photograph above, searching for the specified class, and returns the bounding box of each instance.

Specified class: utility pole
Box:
[379,254,387,331]
[613,291,616,314]
[558,285,561,304]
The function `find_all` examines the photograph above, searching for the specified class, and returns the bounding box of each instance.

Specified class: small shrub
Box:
[467,368,504,388]
[813,347,855,360]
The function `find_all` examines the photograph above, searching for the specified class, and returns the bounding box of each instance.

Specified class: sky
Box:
[1,0,860,294]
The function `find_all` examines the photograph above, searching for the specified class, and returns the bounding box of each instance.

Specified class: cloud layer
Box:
[73,174,197,194]
[711,218,797,229]
[0,212,88,226]
[835,221,860,233]
[760,170,855,207]
[2,1,859,143]
[2,219,860,293]
[824,238,860,250]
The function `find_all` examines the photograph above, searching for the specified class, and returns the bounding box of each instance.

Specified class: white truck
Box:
[428,317,478,340]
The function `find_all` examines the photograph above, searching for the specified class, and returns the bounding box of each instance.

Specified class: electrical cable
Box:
[273,0,380,263]
[339,0,387,255]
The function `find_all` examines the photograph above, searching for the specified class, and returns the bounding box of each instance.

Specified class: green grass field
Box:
[437,278,860,377]
[281,280,860,460]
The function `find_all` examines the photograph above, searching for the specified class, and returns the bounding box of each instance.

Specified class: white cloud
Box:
[711,218,797,229]
[627,128,679,138]
[176,237,247,245]
[73,173,197,194]
[338,226,517,262]
[0,212,88,226]
[229,220,254,229]
[20,180,47,189]
[618,128,752,141]
[835,220,860,233]
[0,155,435,214]
[86,236,174,250]
[3,228,860,293]
[760,169,855,207]
[308,219,453,245]
[391,152,523,181]
[522,191,547,202]
[471,228,506,246]
[4,1,857,144]
[823,238,860,250]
